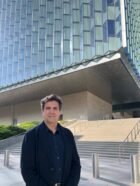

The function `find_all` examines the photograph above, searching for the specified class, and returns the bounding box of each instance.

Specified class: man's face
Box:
[42,101,61,125]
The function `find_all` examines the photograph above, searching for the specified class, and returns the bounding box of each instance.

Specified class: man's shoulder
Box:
[24,122,44,138]
[59,124,73,136]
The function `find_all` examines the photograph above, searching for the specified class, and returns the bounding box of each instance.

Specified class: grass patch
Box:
[0,125,26,140]
[17,121,39,130]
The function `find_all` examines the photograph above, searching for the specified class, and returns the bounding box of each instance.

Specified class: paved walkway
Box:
[0,154,139,186]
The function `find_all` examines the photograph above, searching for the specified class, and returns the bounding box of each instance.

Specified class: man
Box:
[21,94,81,186]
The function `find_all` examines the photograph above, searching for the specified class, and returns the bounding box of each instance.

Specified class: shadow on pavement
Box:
[98,177,130,186]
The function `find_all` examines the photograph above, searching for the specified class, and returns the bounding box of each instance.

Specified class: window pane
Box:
[54,32,61,44]
[33,10,39,21]
[54,44,61,56]
[72,0,80,9]
[63,40,70,53]
[63,28,70,40]
[40,0,46,6]
[73,23,80,35]
[83,3,90,17]
[83,46,92,59]
[32,44,38,54]
[73,36,80,49]
[73,50,80,62]
[96,42,104,55]
[38,63,45,74]
[108,20,115,36]
[46,35,53,47]
[39,17,45,28]
[107,0,114,6]
[39,28,45,39]
[95,0,102,11]
[47,13,53,24]
[108,6,115,20]
[47,24,53,35]
[63,15,70,27]
[63,54,70,65]
[95,13,102,25]
[55,20,61,31]
[39,39,45,51]
[32,32,38,43]
[55,0,61,7]
[95,27,103,40]
[46,48,53,60]
[39,51,45,63]
[83,18,90,30]
[55,8,61,19]
[40,5,46,17]
[64,3,70,14]
[47,1,53,12]
[73,10,80,22]
[83,32,91,45]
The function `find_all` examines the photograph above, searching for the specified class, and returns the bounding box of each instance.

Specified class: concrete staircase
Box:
[2,137,140,160]
[67,118,140,141]
[0,133,24,151]
[68,118,140,159]
[0,118,140,161]
[75,140,140,159]
[0,140,23,155]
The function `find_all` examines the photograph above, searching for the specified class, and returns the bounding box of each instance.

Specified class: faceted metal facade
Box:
[0,0,123,87]
[124,0,140,79]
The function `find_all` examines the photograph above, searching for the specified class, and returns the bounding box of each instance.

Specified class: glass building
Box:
[124,0,140,80]
[0,0,140,123]
[0,0,124,87]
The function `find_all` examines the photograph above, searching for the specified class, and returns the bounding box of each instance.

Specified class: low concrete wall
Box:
[63,92,88,120]
[15,100,42,123]
[87,92,112,120]
[0,106,13,124]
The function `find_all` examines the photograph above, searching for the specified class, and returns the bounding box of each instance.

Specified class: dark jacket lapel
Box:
[38,122,54,165]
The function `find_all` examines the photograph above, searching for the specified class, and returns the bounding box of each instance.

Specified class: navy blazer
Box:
[21,122,81,186]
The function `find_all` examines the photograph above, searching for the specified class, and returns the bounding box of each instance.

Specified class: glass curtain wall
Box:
[0,0,121,87]
[124,0,140,79]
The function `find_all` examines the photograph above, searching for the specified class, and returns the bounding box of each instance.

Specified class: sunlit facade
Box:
[0,0,122,87]
[124,0,140,78]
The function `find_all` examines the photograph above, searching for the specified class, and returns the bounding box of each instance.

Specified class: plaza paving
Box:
[0,153,139,186]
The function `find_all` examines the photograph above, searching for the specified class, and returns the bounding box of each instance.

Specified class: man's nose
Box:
[50,108,55,113]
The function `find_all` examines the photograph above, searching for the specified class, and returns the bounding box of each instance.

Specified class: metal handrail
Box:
[124,120,140,142]
[119,120,140,160]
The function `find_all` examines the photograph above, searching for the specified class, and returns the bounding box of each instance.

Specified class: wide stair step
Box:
[75,141,140,159]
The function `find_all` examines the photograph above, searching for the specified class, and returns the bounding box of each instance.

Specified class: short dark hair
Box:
[40,94,63,111]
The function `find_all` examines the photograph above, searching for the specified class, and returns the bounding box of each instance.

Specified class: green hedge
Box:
[17,121,39,130]
[0,120,70,140]
[0,125,26,140]
[0,121,39,140]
